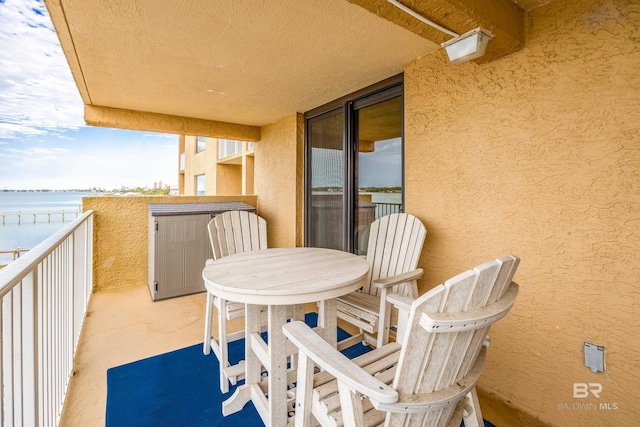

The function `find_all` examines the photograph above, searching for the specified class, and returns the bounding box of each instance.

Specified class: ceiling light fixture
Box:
[440,27,495,64]
[386,0,494,64]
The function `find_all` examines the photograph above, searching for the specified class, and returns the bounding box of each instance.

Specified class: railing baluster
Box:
[14,284,23,426]
[44,256,52,427]
[22,269,38,427]
[373,202,402,220]
[4,288,12,426]
[1,291,13,426]
[0,297,3,427]
[0,295,3,427]
[55,246,61,420]
[37,262,44,427]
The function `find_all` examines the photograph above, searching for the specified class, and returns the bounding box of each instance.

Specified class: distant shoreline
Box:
[314,187,402,193]
[1,188,170,195]
[0,189,99,193]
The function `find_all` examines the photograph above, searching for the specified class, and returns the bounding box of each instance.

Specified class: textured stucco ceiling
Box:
[46,0,553,130]
[47,0,438,127]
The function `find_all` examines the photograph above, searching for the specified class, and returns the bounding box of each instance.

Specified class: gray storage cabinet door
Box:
[155,213,210,300]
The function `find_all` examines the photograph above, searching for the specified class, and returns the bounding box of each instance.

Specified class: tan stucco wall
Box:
[182,136,219,195]
[404,0,639,425]
[83,195,257,291]
[216,164,243,195]
[254,113,305,248]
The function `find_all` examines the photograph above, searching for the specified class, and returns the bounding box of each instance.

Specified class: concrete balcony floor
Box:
[59,284,228,426]
[58,283,513,427]
[56,283,529,427]
[59,285,330,426]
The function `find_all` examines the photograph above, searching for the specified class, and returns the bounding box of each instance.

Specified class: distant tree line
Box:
[359,186,402,193]
[115,186,171,195]
[313,186,401,193]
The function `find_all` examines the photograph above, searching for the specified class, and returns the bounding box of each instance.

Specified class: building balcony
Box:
[179,152,185,174]
[4,0,635,425]
[217,139,254,165]
[2,192,636,427]
[0,196,483,426]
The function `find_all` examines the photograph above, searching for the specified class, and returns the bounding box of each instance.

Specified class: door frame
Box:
[304,75,404,252]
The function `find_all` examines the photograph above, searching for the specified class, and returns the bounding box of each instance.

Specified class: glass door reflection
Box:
[354,96,403,256]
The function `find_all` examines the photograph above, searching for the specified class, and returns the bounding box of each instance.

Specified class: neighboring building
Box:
[178,136,255,196]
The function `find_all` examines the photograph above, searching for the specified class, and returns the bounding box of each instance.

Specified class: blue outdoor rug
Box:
[105,313,370,427]
[106,312,495,427]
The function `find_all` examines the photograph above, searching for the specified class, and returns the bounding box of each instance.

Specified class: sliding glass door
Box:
[305,79,403,253]
[306,107,345,250]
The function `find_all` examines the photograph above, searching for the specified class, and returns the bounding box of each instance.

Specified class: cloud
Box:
[375,137,402,152]
[142,132,177,140]
[359,138,402,187]
[0,0,84,139]
[31,146,71,154]
[0,122,47,139]
[0,144,71,166]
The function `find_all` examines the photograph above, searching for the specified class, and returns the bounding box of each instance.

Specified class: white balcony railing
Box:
[0,211,93,427]
[218,139,243,159]
[179,152,186,172]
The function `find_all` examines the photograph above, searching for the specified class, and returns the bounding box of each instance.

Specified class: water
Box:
[0,191,91,266]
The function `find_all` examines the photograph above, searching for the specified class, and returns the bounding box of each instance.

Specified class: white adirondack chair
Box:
[203,210,267,392]
[284,255,520,427]
[337,213,426,349]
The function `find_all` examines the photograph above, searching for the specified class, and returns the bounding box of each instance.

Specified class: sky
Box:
[359,138,402,188]
[0,0,176,190]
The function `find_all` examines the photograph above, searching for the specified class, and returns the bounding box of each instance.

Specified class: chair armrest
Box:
[386,293,415,343]
[282,321,398,404]
[372,268,423,289]
[420,282,519,333]
[386,293,414,312]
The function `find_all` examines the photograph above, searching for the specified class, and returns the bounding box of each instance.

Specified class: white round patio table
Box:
[202,247,370,427]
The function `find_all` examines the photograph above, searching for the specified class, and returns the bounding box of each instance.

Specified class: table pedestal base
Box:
[222,302,338,427]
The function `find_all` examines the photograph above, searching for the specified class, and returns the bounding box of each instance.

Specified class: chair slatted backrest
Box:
[387,256,519,427]
[364,213,426,298]
[208,210,267,260]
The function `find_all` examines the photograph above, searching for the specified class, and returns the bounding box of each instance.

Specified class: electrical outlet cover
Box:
[584,342,605,373]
